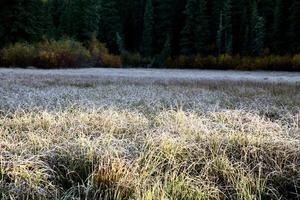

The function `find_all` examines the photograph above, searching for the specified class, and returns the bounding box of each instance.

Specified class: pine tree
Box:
[195,0,209,54]
[217,0,232,54]
[272,0,284,53]
[161,34,171,59]
[142,0,154,57]
[0,0,45,45]
[59,0,100,41]
[211,0,224,52]
[180,0,209,55]
[290,0,300,53]
[42,1,54,34]
[223,0,232,54]
[0,0,297,57]
[59,0,75,37]
[118,0,144,52]
[180,0,198,55]
[258,0,274,50]
[152,34,171,67]
[231,0,246,54]
[241,0,253,55]
[116,32,125,53]
[216,11,223,55]
[155,0,173,52]
[46,0,66,39]
[250,1,265,55]
[75,0,100,41]
[98,0,122,52]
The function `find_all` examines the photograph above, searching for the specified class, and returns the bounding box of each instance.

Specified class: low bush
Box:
[0,39,299,70]
[102,53,122,68]
[268,55,292,70]
[170,55,191,68]
[36,39,91,68]
[1,42,36,67]
[292,54,300,70]
[87,36,123,68]
[121,52,142,67]
[217,54,234,69]
[165,54,300,71]
[190,55,219,69]
[87,35,110,67]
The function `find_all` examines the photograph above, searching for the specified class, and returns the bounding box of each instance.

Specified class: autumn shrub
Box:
[167,55,219,69]
[170,55,190,68]
[165,54,299,71]
[36,39,91,68]
[87,35,123,68]
[202,55,218,68]
[0,39,299,70]
[102,53,122,68]
[292,54,300,70]
[267,55,292,70]
[1,42,36,67]
[236,57,254,70]
[121,52,142,66]
[87,35,110,67]
[217,54,234,69]
[253,57,270,70]
[141,57,152,66]
[191,55,205,68]
[164,57,175,68]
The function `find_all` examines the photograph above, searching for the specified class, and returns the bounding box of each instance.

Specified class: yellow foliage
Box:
[121,52,142,66]
[88,34,109,59]
[36,39,91,68]
[292,54,300,70]
[102,53,122,68]
[2,42,35,66]
[217,54,233,69]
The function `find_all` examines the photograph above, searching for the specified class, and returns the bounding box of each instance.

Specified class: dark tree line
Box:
[0,0,299,57]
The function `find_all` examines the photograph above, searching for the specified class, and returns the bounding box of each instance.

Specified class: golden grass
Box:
[0,70,299,199]
[0,107,299,199]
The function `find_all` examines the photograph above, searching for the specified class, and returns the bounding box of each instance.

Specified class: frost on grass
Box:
[0,70,300,199]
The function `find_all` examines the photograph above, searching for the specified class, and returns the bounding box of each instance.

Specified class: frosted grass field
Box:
[0,68,300,199]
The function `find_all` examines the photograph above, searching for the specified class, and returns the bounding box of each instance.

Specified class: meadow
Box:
[0,69,300,200]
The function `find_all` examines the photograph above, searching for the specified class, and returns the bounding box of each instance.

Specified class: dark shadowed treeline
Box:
[0,0,299,69]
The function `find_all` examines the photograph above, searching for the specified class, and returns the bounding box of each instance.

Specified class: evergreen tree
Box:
[180,0,198,55]
[180,0,209,55]
[250,1,265,55]
[46,0,66,39]
[272,0,284,53]
[290,0,300,53]
[98,0,122,52]
[74,0,100,41]
[40,1,54,39]
[118,0,144,52]
[154,0,173,52]
[231,0,246,54]
[59,0,75,37]
[223,0,232,54]
[217,0,232,54]
[0,0,297,57]
[257,0,274,50]
[195,0,209,54]
[210,0,224,52]
[142,0,154,57]
[0,0,45,45]
[152,34,171,67]
[161,34,171,59]
[116,32,125,53]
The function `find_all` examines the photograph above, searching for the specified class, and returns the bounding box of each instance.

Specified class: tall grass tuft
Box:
[1,107,299,199]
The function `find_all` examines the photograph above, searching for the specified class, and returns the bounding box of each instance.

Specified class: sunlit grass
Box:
[0,71,299,199]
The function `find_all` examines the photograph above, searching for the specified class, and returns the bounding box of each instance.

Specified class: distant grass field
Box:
[0,69,299,200]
